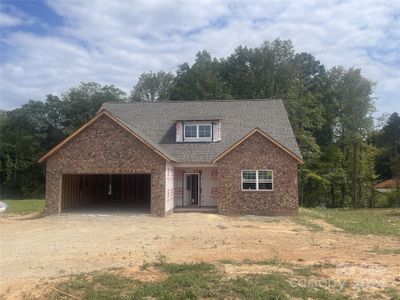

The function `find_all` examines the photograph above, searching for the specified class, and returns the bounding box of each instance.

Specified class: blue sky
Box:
[0,0,399,116]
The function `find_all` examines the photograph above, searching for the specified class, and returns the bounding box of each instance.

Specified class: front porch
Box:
[166,165,219,213]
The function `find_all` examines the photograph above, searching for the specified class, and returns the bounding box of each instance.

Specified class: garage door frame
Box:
[61,173,152,212]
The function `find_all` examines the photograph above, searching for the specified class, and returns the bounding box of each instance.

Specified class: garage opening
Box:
[61,174,151,213]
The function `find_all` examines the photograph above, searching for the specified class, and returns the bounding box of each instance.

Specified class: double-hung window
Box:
[184,125,197,138]
[184,123,212,141]
[242,170,273,191]
[198,125,211,138]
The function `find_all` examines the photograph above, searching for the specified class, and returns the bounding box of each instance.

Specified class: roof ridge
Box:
[102,99,283,105]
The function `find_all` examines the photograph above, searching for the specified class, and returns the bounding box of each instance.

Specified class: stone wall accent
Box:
[45,114,166,216]
[217,132,300,215]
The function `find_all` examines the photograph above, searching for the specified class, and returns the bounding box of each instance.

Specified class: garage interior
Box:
[61,174,151,213]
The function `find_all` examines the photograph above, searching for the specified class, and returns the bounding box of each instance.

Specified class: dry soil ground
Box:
[1,212,399,299]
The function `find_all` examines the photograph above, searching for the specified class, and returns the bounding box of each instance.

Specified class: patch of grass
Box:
[384,287,400,300]
[217,258,237,264]
[300,208,400,237]
[48,271,137,300]
[155,261,216,274]
[292,266,316,277]
[312,262,337,269]
[370,245,400,255]
[3,199,45,214]
[243,257,286,267]
[132,264,220,299]
[153,253,216,274]
[140,260,150,270]
[221,258,317,277]
[294,215,324,232]
[226,276,286,299]
[240,273,349,300]
[43,260,352,300]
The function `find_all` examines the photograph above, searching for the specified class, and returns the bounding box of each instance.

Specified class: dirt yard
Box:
[1,212,399,298]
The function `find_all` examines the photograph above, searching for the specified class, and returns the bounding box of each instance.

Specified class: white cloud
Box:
[0,12,23,27]
[0,3,36,28]
[0,0,399,115]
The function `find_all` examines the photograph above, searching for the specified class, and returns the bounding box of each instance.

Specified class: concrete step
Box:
[173,206,218,213]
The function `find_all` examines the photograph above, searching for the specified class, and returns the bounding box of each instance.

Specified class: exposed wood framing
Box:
[61,174,151,210]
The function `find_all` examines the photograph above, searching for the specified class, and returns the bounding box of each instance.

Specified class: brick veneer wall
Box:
[217,132,300,215]
[45,114,166,216]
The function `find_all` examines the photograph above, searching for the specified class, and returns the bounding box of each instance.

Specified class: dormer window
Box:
[176,120,221,143]
[184,123,212,141]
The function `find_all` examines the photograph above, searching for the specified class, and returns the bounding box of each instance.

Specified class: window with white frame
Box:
[242,170,273,191]
[184,123,212,141]
[198,124,211,138]
[184,125,197,138]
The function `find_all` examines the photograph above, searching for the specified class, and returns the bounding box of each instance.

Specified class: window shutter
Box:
[213,121,221,142]
[176,121,183,142]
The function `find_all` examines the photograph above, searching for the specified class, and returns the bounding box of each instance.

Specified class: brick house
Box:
[39,100,303,216]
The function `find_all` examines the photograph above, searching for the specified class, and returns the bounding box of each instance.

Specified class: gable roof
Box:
[374,178,400,189]
[100,99,302,163]
[38,111,173,163]
[212,128,303,163]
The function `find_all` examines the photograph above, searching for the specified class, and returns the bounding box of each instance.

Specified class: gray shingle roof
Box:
[100,99,302,163]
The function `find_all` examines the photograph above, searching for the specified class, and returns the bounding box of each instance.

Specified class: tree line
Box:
[1,39,399,206]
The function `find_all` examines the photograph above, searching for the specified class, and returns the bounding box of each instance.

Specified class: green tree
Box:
[0,101,48,198]
[0,82,126,198]
[60,82,126,133]
[372,112,400,179]
[129,71,175,102]
[221,40,296,99]
[335,67,375,206]
[170,51,231,100]
[385,113,400,182]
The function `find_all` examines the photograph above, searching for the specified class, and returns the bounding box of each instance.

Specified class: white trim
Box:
[175,121,183,142]
[213,120,221,142]
[241,170,274,191]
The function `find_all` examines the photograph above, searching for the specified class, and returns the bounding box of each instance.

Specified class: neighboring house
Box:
[374,178,400,193]
[39,100,303,216]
